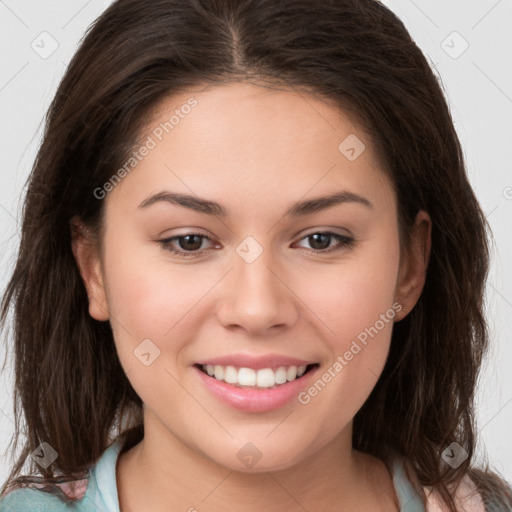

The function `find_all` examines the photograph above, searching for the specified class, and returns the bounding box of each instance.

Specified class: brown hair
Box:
[1,0,511,510]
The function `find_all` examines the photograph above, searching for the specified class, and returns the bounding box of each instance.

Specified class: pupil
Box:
[180,235,202,251]
[309,233,329,250]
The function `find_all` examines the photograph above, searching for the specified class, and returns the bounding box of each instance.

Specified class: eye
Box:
[158,233,216,258]
[158,231,354,258]
[293,232,354,254]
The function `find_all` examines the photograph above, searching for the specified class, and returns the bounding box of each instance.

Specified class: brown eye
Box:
[158,233,214,257]
[295,232,354,254]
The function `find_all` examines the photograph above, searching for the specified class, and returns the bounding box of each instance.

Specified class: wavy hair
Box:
[1,0,511,510]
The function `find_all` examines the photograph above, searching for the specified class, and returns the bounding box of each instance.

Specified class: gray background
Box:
[1,0,511,487]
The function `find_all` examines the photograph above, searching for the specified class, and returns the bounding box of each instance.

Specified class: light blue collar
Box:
[84,438,426,511]
[391,456,427,511]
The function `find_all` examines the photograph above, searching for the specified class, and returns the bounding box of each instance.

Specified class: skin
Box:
[72,82,431,511]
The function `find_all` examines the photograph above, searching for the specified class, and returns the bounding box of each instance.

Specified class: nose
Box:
[215,244,299,336]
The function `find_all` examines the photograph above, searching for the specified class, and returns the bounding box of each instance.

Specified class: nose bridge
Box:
[215,235,297,334]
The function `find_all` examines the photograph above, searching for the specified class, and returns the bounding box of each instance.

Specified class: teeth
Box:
[256,368,274,388]
[286,366,298,381]
[275,366,287,384]
[214,365,224,381]
[201,364,309,388]
[238,367,257,386]
[224,365,238,384]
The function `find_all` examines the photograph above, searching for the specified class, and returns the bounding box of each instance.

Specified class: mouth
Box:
[194,363,319,390]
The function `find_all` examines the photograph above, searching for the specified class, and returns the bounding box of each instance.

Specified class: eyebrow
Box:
[138,190,373,217]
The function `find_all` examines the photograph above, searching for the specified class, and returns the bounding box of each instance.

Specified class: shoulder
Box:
[0,488,78,511]
[0,437,125,511]
[423,474,486,512]
[393,455,488,512]
[0,478,89,511]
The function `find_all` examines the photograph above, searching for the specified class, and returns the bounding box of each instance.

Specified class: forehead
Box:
[106,82,394,215]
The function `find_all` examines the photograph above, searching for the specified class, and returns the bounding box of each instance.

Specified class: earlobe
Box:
[70,216,110,321]
[394,210,432,321]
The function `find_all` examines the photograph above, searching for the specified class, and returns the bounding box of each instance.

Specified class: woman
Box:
[1,1,510,510]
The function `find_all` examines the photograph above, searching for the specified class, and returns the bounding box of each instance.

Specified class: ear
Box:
[394,210,431,322]
[70,215,110,321]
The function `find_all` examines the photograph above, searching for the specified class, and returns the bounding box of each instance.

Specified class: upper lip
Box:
[195,353,317,370]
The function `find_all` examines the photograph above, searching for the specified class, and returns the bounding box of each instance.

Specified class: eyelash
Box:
[158,231,355,258]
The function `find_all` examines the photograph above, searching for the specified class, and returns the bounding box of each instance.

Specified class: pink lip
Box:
[195,353,316,370]
[194,364,320,413]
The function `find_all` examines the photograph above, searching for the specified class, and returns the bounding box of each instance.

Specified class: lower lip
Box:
[194,365,319,413]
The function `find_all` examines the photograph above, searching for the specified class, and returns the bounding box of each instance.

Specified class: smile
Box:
[194,362,320,413]
[198,363,316,389]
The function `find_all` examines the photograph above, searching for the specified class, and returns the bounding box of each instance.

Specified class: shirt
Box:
[0,437,485,511]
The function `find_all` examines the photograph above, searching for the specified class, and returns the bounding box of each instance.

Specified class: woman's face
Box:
[74,82,430,472]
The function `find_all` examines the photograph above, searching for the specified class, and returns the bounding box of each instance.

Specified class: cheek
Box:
[297,228,401,420]
[299,278,399,440]
[302,234,400,345]
[101,230,216,369]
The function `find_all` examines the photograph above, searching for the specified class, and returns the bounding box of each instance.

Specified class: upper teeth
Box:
[202,364,308,388]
